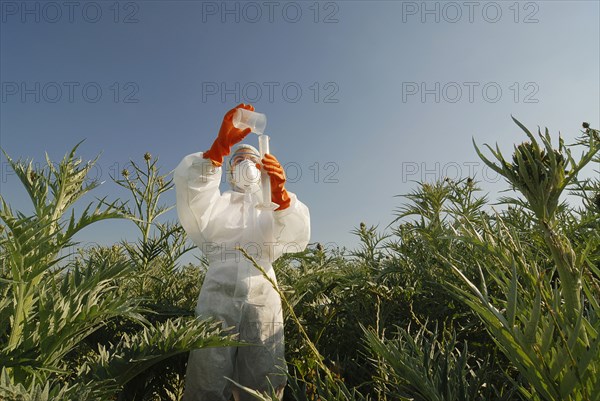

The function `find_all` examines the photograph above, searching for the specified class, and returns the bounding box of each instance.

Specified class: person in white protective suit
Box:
[173,103,311,401]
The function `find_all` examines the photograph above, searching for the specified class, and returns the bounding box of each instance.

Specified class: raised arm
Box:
[173,104,254,245]
[173,153,222,246]
[261,153,311,256]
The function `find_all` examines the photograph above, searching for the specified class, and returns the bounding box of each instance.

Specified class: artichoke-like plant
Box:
[441,119,600,400]
[475,117,592,223]
[0,143,237,400]
[474,118,599,324]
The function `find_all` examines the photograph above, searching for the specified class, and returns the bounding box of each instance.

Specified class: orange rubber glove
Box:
[261,153,291,211]
[203,103,254,166]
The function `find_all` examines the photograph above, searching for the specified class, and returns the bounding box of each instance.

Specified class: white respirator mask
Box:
[232,159,261,193]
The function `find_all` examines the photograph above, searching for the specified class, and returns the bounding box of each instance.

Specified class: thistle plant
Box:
[0,142,123,363]
[474,118,599,328]
[441,119,600,400]
[0,143,237,400]
[111,152,199,314]
[113,153,193,272]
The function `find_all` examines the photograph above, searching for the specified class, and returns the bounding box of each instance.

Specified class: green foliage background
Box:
[1,120,599,400]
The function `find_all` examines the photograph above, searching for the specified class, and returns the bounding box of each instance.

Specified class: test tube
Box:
[258,134,272,208]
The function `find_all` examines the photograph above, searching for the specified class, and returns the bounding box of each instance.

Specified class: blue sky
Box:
[1,0,599,260]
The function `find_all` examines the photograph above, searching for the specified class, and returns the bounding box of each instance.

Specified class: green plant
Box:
[0,143,236,400]
[364,324,515,401]
[440,120,600,400]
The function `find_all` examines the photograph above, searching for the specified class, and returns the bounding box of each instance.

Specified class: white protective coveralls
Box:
[174,148,311,401]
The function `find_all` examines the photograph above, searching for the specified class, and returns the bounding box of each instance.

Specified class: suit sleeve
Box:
[173,152,223,247]
[272,192,311,255]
